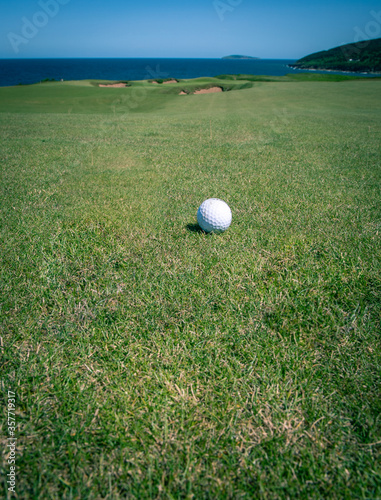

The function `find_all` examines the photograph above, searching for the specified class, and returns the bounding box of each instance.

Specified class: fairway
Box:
[1,77,381,499]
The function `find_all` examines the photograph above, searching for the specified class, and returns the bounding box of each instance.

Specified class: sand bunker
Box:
[179,87,223,96]
[99,83,127,88]
[194,87,223,94]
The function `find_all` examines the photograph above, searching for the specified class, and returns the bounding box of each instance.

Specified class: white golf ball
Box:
[197,198,232,233]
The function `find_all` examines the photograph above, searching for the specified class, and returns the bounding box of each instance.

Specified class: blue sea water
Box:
[0,58,371,87]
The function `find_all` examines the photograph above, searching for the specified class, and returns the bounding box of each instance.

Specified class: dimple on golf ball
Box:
[197,198,232,233]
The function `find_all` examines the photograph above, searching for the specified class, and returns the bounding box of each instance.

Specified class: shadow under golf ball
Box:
[186,223,224,234]
[186,223,205,233]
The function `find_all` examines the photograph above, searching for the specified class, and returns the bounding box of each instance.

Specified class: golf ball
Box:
[197,198,232,233]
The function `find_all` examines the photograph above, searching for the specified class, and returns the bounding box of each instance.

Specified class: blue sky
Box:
[0,0,380,59]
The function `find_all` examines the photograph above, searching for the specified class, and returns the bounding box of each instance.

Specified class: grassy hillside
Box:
[292,37,381,73]
[1,77,381,499]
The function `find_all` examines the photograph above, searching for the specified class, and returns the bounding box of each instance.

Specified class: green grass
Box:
[1,76,381,499]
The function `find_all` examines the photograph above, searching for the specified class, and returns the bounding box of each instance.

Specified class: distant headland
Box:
[222,55,260,60]
[290,37,381,73]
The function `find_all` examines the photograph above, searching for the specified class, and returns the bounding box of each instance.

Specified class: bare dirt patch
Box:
[179,91,187,95]
[194,87,223,94]
[163,79,178,84]
[99,83,127,88]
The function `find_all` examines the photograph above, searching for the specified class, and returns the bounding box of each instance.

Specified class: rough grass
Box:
[1,77,381,499]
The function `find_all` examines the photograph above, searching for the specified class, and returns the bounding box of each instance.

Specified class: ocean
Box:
[0,58,371,87]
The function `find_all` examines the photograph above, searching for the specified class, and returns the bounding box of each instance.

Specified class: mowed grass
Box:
[0,77,381,499]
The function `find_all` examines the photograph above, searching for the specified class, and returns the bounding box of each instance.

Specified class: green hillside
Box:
[292,37,381,73]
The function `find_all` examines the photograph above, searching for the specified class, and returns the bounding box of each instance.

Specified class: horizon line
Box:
[0,56,298,60]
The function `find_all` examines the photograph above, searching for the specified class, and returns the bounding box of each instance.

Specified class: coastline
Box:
[0,58,297,87]
[2,58,380,87]
[287,64,381,76]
